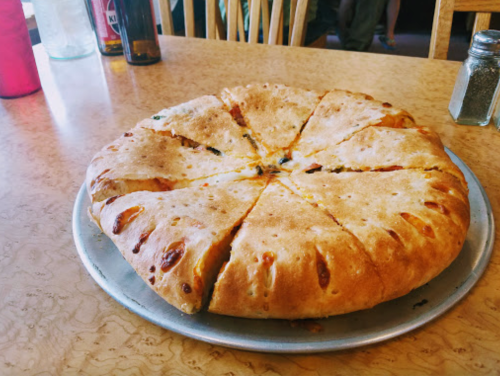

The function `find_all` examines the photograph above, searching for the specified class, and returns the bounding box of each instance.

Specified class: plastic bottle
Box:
[0,0,41,98]
[31,0,96,59]
[113,0,161,65]
[86,0,123,56]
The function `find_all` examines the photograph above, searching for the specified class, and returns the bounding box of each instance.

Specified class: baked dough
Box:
[91,180,265,314]
[288,126,467,188]
[289,169,470,302]
[221,83,325,156]
[86,84,470,318]
[295,89,415,158]
[209,181,384,319]
[87,126,257,203]
[144,95,258,159]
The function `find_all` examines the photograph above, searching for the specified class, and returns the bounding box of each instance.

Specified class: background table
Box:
[1,36,499,375]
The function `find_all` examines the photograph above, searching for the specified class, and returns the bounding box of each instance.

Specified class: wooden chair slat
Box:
[290,0,309,46]
[206,0,217,39]
[227,0,239,41]
[237,0,246,42]
[268,0,283,44]
[183,0,196,37]
[159,0,174,36]
[472,12,492,39]
[429,0,455,59]
[277,8,284,45]
[216,1,227,40]
[248,0,261,43]
[262,0,270,43]
[454,0,500,12]
[289,0,298,45]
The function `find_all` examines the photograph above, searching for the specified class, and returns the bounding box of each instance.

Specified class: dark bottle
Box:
[113,0,161,65]
[86,0,124,56]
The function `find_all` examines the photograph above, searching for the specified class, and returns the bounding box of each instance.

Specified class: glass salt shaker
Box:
[449,30,500,126]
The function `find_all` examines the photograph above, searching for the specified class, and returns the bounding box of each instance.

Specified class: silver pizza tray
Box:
[72,149,494,353]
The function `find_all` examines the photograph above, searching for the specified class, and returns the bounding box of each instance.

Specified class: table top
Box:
[1,36,499,375]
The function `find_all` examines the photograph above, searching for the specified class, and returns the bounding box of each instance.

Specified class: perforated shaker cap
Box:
[469,30,500,57]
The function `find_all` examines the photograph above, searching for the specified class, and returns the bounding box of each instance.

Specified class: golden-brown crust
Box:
[290,126,467,190]
[143,95,258,159]
[86,126,256,202]
[290,170,470,302]
[209,182,384,318]
[294,89,415,157]
[93,180,266,314]
[86,84,471,319]
[220,83,325,154]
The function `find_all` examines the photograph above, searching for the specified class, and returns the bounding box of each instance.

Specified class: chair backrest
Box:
[429,0,500,59]
[158,0,310,46]
[224,0,310,45]
[158,0,197,37]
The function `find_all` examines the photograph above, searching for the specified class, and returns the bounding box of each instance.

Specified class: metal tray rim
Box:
[72,148,494,353]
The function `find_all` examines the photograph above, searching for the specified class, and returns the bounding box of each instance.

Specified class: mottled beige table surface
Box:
[1,36,499,375]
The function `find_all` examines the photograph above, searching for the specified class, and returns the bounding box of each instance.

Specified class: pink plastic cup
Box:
[0,0,42,99]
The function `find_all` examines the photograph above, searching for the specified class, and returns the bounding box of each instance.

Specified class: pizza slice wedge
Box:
[220,83,325,158]
[294,89,415,158]
[90,179,266,314]
[209,181,384,319]
[288,126,467,190]
[143,95,258,159]
[290,170,470,302]
[86,126,258,203]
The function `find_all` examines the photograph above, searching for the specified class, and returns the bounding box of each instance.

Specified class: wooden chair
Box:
[224,0,311,46]
[158,0,174,36]
[429,0,500,60]
[158,0,198,38]
[158,0,312,46]
[158,0,233,39]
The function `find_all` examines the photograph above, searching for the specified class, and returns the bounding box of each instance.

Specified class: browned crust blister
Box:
[93,180,266,314]
[209,182,385,319]
[86,84,470,318]
[288,170,470,303]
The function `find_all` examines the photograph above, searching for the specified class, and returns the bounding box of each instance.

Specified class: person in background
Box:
[379,0,400,50]
[337,0,386,51]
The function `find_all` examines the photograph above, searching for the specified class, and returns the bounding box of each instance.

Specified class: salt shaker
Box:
[449,30,500,126]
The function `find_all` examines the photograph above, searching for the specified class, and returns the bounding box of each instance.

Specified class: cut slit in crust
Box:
[92,179,266,314]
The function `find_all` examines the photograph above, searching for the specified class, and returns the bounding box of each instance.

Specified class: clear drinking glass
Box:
[31,0,96,59]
